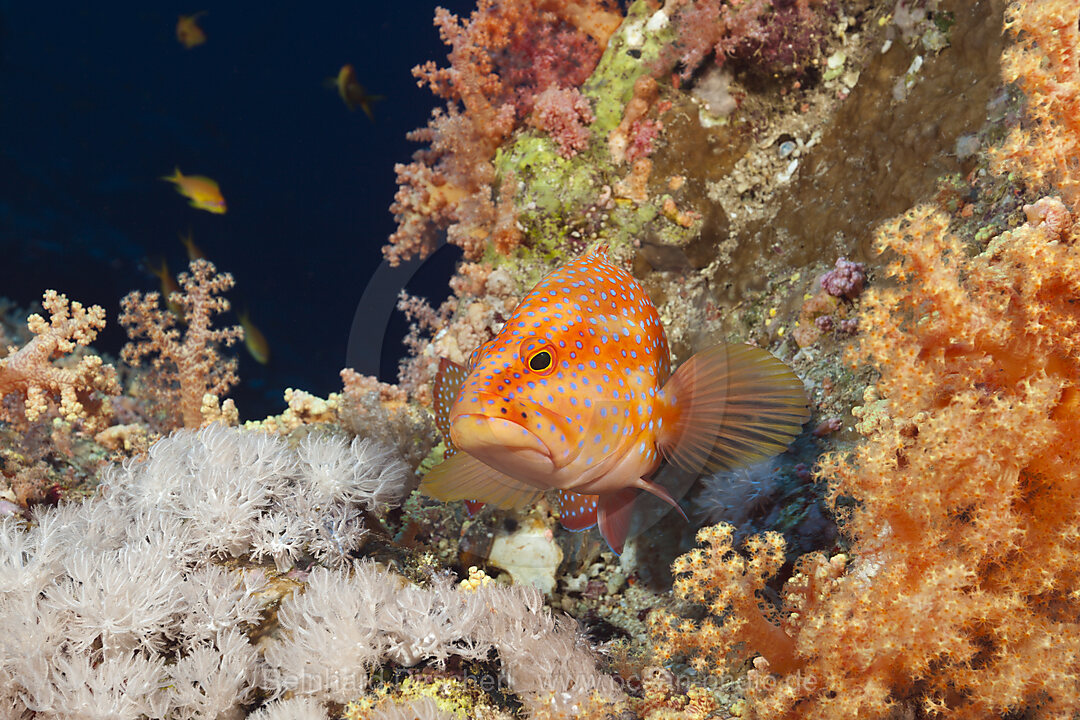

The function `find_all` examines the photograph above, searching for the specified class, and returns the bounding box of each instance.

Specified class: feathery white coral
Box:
[31,650,167,720]
[0,424,619,718]
[165,628,260,719]
[262,562,622,710]
[370,696,457,720]
[247,697,329,720]
[177,565,267,648]
[249,511,306,572]
[295,434,407,510]
[262,564,390,702]
[44,542,184,657]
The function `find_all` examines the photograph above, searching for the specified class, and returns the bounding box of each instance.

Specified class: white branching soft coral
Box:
[45,541,184,657]
[0,424,620,718]
[107,423,409,568]
[165,628,260,719]
[296,433,404,510]
[177,565,267,648]
[35,650,168,720]
[261,563,623,711]
[248,697,329,720]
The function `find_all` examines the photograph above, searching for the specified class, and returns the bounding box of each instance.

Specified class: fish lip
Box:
[450,413,554,461]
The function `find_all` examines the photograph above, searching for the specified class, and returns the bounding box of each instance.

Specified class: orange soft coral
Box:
[653,199,1080,719]
[0,291,119,432]
[652,524,799,676]
[119,259,243,430]
[991,0,1080,206]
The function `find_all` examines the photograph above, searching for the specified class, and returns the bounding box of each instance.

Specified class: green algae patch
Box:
[494,134,608,244]
[583,0,675,133]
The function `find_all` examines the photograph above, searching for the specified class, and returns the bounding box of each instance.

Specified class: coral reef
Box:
[654,193,1080,718]
[4,0,1080,717]
[385,0,616,265]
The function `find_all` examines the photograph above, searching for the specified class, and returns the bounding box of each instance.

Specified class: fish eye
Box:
[520,341,557,376]
[528,350,552,372]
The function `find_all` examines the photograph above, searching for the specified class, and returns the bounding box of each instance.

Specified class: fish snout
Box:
[449,392,549,451]
[449,393,558,481]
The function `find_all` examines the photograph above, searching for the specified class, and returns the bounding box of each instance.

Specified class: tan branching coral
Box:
[0,290,119,431]
[119,259,243,429]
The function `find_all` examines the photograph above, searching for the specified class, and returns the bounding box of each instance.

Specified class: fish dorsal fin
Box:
[555,490,598,531]
[433,357,468,449]
[421,452,542,510]
[656,343,809,474]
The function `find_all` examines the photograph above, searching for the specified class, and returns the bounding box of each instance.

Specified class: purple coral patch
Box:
[820,257,867,300]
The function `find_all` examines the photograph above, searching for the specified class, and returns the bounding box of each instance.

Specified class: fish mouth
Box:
[450,406,556,483]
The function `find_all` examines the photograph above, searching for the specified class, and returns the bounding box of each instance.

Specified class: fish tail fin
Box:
[145,256,169,281]
[597,488,637,555]
[161,167,182,183]
[361,94,385,122]
[656,343,809,475]
[178,230,198,258]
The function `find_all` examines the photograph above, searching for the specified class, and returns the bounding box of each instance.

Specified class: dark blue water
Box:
[0,3,473,418]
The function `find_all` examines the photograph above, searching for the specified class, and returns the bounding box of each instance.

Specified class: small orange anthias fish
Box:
[334,64,383,121]
[423,244,809,553]
[238,309,271,365]
[162,168,226,215]
[179,230,205,261]
[176,12,208,49]
[146,258,184,321]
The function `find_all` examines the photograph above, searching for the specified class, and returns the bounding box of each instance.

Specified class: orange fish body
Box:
[162,168,226,215]
[179,230,205,260]
[176,12,207,49]
[147,258,184,322]
[239,309,270,365]
[423,245,809,552]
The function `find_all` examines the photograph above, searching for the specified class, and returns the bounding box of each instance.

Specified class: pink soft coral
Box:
[527,86,595,158]
[384,0,618,265]
[657,0,831,81]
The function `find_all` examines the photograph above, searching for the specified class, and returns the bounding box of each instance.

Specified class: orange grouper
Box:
[422,244,810,553]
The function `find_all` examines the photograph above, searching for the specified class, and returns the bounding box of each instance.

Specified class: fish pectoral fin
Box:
[657,343,810,475]
[635,477,687,521]
[596,488,637,555]
[420,452,541,510]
